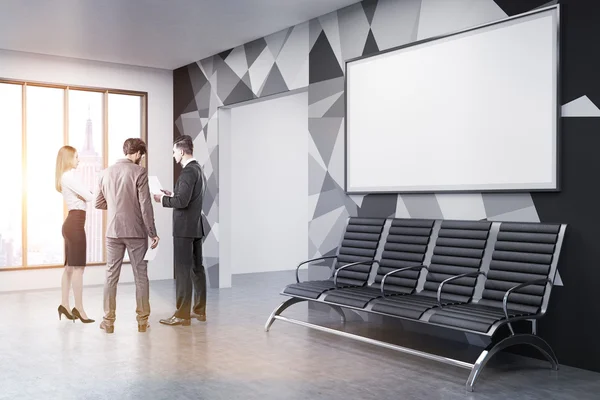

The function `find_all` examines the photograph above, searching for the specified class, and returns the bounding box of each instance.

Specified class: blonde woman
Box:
[55,145,94,323]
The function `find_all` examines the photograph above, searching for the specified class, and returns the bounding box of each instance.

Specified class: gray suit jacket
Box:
[162,160,205,238]
[95,159,157,239]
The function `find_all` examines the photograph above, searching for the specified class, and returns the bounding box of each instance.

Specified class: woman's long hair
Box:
[55,146,77,193]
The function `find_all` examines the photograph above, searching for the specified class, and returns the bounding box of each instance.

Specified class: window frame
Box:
[0,78,148,271]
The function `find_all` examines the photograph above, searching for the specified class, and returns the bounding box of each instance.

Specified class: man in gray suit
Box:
[95,138,159,334]
[153,135,206,326]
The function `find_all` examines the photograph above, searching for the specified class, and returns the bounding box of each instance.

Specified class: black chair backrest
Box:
[335,217,386,287]
[373,218,435,294]
[421,220,492,302]
[478,222,561,314]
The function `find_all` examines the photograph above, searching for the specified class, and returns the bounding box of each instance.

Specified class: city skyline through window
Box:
[0,81,146,270]
[69,90,104,265]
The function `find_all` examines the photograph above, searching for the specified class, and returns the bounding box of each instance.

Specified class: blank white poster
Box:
[346,8,558,193]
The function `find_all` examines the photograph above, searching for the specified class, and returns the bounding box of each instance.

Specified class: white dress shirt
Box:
[182,158,196,168]
[61,170,93,211]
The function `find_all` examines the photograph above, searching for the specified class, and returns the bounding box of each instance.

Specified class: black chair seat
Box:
[369,220,494,319]
[370,294,446,319]
[281,218,386,299]
[323,286,413,308]
[283,280,359,299]
[427,303,537,333]
[370,291,472,319]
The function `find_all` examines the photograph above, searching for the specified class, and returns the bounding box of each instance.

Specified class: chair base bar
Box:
[266,298,559,392]
[273,315,474,370]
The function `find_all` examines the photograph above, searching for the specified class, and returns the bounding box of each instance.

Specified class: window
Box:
[0,80,147,270]
[0,83,23,268]
[108,93,143,166]
[68,90,104,264]
[27,86,64,266]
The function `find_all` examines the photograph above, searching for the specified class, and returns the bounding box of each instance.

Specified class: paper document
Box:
[144,238,159,261]
[148,175,163,195]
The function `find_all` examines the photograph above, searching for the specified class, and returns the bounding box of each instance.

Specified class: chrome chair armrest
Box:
[333,260,377,288]
[380,265,428,296]
[502,278,551,324]
[437,271,486,307]
[295,256,337,283]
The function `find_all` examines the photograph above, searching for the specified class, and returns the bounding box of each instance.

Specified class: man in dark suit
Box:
[153,135,206,326]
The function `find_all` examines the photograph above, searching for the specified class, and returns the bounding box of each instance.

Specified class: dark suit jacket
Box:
[162,160,205,238]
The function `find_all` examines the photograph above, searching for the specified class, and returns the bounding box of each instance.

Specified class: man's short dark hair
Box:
[174,135,194,155]
[123,138,147,156]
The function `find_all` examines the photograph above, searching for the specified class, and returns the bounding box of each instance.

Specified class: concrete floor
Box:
[0,269,599,400]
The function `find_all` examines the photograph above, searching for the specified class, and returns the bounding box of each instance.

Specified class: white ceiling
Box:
[0,0,361,70]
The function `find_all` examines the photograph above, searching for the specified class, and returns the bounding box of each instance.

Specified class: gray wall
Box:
[174,0,600,372]
[174,0,551,285]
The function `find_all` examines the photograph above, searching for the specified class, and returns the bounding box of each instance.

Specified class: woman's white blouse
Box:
[61,170,93,211]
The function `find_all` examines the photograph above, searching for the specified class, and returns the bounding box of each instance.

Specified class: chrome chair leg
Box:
[327,304,347,323]
[264,297,305,332]
[466,334,559,392]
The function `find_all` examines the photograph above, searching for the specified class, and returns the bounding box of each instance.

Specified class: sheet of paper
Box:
[144,238,158,261]
[148,175,163,195]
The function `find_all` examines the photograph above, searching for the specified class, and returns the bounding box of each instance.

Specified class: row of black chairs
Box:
[265,217,567,391]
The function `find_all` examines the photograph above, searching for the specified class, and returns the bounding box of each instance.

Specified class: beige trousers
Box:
[103,237,150,326]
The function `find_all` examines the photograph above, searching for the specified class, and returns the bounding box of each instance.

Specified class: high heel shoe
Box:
[58,305,75,322]
[72,308,95,324]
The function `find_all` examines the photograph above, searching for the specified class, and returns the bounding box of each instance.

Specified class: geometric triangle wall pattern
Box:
[174,0,563,288]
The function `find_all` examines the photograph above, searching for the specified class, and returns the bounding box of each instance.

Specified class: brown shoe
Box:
[138,323,149,333]
[193,313,206,322]
[159,315,191,326]
[99,321,114,334]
